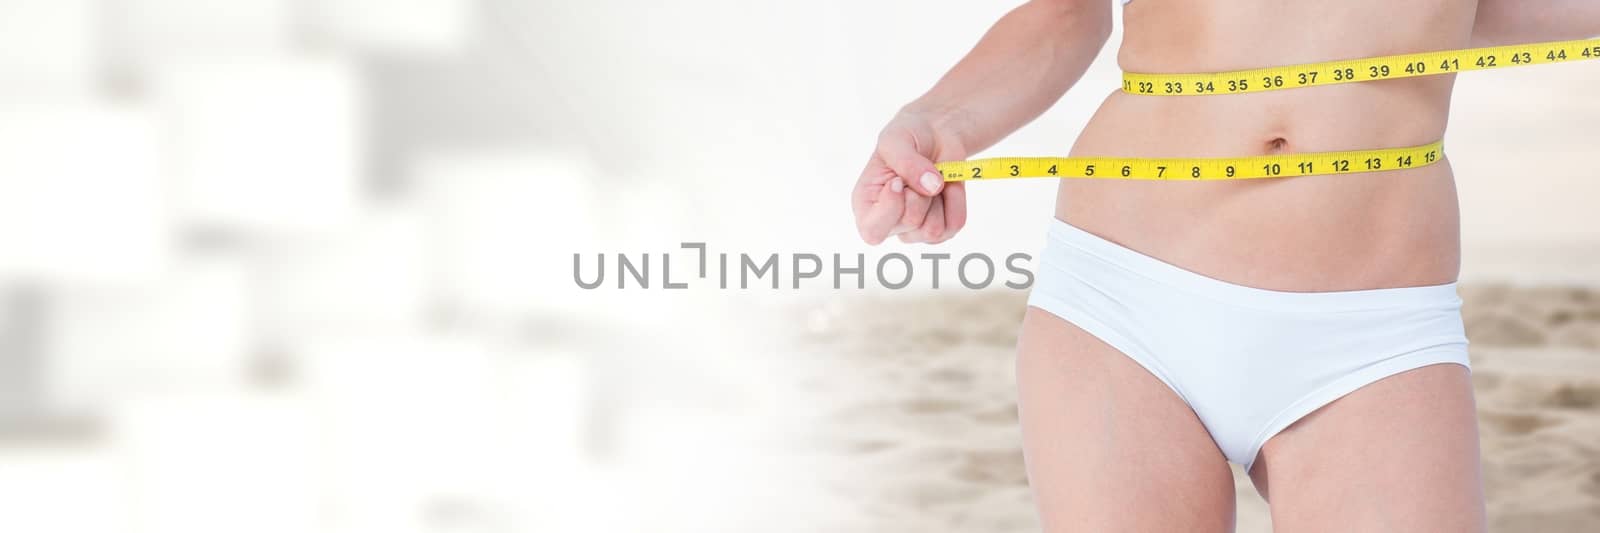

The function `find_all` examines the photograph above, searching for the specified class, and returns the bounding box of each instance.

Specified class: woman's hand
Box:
[851,111,969,245]
[850,0,1110,245]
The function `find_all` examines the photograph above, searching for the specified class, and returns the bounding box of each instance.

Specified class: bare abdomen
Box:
[1055,0,1476,291]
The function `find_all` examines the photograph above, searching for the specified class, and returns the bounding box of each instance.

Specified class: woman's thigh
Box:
[1016,307,1236,533]
[1251,363,1486,533]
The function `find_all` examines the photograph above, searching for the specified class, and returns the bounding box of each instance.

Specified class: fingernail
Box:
[920,172,942,194]
[890,178,904,193]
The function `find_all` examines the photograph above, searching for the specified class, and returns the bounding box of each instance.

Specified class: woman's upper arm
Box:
[1034,0,1115,35]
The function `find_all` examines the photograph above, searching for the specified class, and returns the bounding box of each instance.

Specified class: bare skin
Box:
[850,0,1600,531]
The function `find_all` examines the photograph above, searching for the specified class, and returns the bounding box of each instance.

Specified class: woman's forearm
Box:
[1472,0,1600,46]
[900,0,1114,156]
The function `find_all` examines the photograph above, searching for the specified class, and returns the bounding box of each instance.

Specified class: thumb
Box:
[877,131,945,197]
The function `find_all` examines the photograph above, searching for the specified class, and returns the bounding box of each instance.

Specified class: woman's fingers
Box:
[855,173,959,245]
[854,119,963,245]
[877,128,945,197]
[939,181,967,240]
[857,177,907,245]
[852,155,893,217]
[898,197,945,244]
[901,196,947,244]
[896,185,933,233]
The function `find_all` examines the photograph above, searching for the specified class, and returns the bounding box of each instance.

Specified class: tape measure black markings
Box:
[935,38,1595,182]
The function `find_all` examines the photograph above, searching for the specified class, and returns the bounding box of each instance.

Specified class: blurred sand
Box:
[780,284,1600,532]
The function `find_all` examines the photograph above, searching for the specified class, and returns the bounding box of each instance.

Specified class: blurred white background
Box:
[0,1,1596,532]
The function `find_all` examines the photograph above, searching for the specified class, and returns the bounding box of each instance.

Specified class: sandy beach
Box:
[781,284,1600,532]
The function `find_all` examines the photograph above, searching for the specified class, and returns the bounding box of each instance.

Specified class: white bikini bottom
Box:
[1027,217,1471,471]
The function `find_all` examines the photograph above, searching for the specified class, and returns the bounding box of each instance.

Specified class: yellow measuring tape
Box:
[1122,37,1600,96]
[936,38,1599,182]
[937,141,1442,181]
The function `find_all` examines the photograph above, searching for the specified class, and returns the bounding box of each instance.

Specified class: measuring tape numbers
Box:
[1122,38,1600,96]
[934,38,1595,182]
[936,141,1442,182]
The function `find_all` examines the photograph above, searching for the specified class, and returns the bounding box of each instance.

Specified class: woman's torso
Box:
[1061,0,1480,291]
